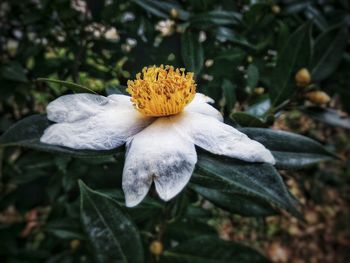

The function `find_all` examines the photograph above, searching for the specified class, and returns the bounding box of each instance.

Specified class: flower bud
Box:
[70,239,80,252]
[305,91,331,105]
[205,59,214,67]
[295,68,311,87]
[247,56,253,63]
[254,87,265,95]
[170,8,178,19]
[271,5,281,14]
[150,240,163,256]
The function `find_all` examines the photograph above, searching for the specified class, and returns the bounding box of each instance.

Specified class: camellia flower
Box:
[40,65,275,207]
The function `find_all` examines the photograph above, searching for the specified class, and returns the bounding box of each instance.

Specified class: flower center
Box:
[127,65,196,117]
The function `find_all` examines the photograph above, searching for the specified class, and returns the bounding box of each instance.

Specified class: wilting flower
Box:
[40,65,275,207]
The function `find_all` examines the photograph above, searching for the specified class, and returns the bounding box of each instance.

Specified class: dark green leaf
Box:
[270,22,312,106]
[246,64,259,91]
[133,0,189,20]
[283,2,310,14]
[79,181,144,263]
[194,152,301,218]
[99,189,163,223]
[246,95,271,118]
[191,184,278,217]
[230,112,267,127]
[301,106,350,130]
[190,10,242,27]
[215,27,255,49]
[1,62,28,83]
[37,78,97,94]
[181,31,204,76]
[0,114,117,158]
[304,5,328,31]
[44,219,85,240]
[240,127,335,169]
[311,26,348,82]
[160,236,270,263]
[222,79,236,112]
[165,219,217,241]
[215,48,245,62]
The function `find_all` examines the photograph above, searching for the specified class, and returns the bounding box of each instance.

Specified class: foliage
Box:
[0,0,349,262]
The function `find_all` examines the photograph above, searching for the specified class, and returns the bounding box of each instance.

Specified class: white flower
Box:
[104,27,119,41]
[40,65,275,207]
[155,19,175,37]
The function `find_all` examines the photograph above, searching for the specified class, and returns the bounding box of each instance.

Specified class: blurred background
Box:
[0,0,350,262]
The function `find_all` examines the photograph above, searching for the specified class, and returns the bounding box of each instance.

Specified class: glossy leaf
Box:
[191,184,278,217]
[304,5,328,31]
[215,27,255,49]
[301,106,350,130]
[181,31,204,76]
[160,236,270,263]
[194,152,301,218]
[133,0,189,20]
[270,22,312,106]
[230,112,267,127]
[0,114,117,157]
[311,26,348,82]
[222,79,236,112]
[79,181,144,263]
[246,95,271,118]
[99,189,163,223]
[240,127,335,169]
[1,62,28,82]
[37,78,97,94]
[190,10,242,27]
[246,64,259,91]
[44,219,84,240]
[165,219,217,241]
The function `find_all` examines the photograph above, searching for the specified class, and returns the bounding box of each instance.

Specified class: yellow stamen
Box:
[127,65,196,117]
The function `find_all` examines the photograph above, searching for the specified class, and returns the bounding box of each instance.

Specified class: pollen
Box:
[127,65,196,117]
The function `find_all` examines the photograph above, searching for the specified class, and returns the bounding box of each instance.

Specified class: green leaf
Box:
[246,64,259,91]
[0,114,117,158]
[79,181,144,263]
[37,78,97,94]
[190,10,242,27]
[165,219,217,241]
[1,62,28,83]
[160,236,270,263]
[44,219,85,240]
[215,47,245,62]
[270,22,312,106]
[283,2,310,14]
[222,79,236,112]
[181,31,204,76]
[240,127,335,169]
[311,26,348,82]
[133,0,189,20]
[215,27,255,50]
[230,112,267,128]
[194,152,301,218]
[301,106,350,130]
[304,5,328,31]
[98,189,163,223]
[246,95,271,118]
[191,184,278,217]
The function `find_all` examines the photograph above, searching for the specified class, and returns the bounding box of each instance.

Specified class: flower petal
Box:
[192,93,215,104]
[174,112,275,164]
[185,93,223,121]
[46,93,133,123]
[41,102,152,150]
[122,117,197,207]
